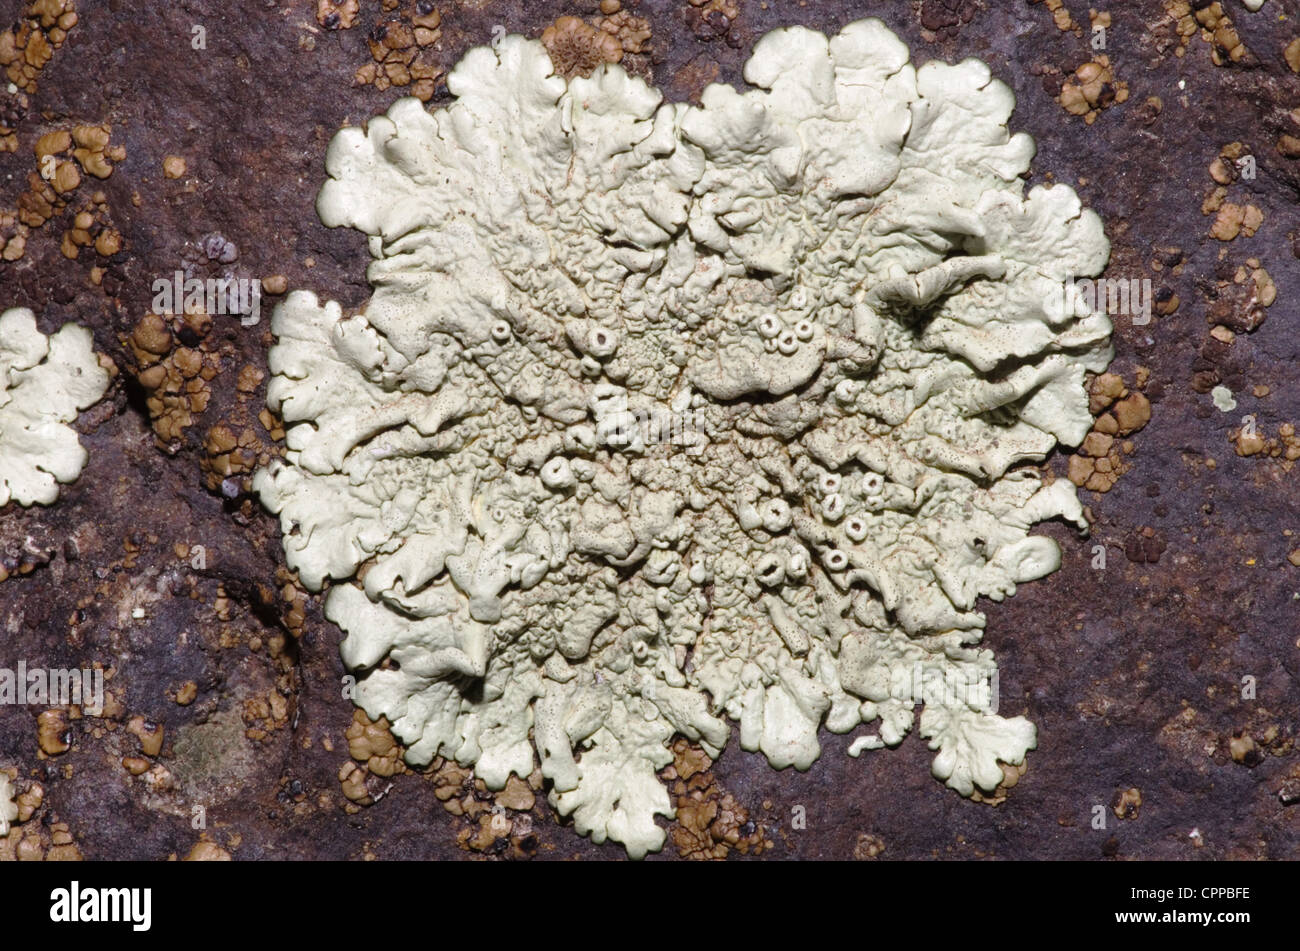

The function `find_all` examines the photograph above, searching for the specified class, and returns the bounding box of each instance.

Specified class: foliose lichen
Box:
[255,19,1113,857]
[0,773,15,836]
[0,306,109,507]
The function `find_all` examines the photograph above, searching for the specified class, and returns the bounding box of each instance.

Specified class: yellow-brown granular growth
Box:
[316,0,359,30]
[1,123,123,262]
[598,10,651,56]
[128,312,219,448]
[1067,372,1151,494]
[541,16,623,79]
[0,0,78,95]
[1164,1,1252,65]
[1058,56,1129,125]
[353,2,444,101]
[662,738,770,860]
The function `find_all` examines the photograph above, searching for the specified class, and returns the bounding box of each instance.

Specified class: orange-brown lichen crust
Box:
[2,123,122,263]
[541,16,623,78]
[0,0,78,95]
[1058,56,1129,125]
[353,2,443,100]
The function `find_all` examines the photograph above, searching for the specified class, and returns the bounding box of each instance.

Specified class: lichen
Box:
[0,307,110,507]
[0,773,16,836]
[256,19,1113,857]
[2,123,124,263]
[1165,1,1255,65]
[1058,55,1128,125]
[127,311,218,449]
[541,16,623,79]
[1066,372,1149,494]
[0,0,79,100]
[352,1,443,101]
[664,739,769,858]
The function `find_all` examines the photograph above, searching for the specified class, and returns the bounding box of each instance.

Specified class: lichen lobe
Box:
[0,307,109,507]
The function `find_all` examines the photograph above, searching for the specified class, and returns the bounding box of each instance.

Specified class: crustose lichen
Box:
[255,19,1113,857]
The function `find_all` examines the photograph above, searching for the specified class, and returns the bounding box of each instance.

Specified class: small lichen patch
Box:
[1165,1,1254,64]
[317,0,360,31]
[685,0,742,44]
[1203,146,1264,242]
[184,838,233,861]
[201,363,278,496]
[1211,385,1237,412]
[600,10,652,57]
[1208,199,1265,241]
[346,708,404,777]
[36,708,71,755]
[1028,0,1079,33]
[0,773,17,836]
[127,715,165,757]
[258,20,1113,857]
[1233,423,1268,456]
[541,16,623,78]
[0,0,78,95]
[352,1,443,101]
[1068,373,1149,493]
[853,831,886,859]
[1058,56,1129,125]
[1112,785,1142,819]
[128,315,210,445]
[1285,36,1300,73]
[663,739,769,859]
[0,776,49,856]
[0,815,81,861]
[169,706,261,805]
[1,123,122,263]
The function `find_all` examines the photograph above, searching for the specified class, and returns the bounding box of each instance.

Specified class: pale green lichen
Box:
[0,774,16,836]
[0,308,110,508]
[256,19,1113,857]
[1211,385,1237,413]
